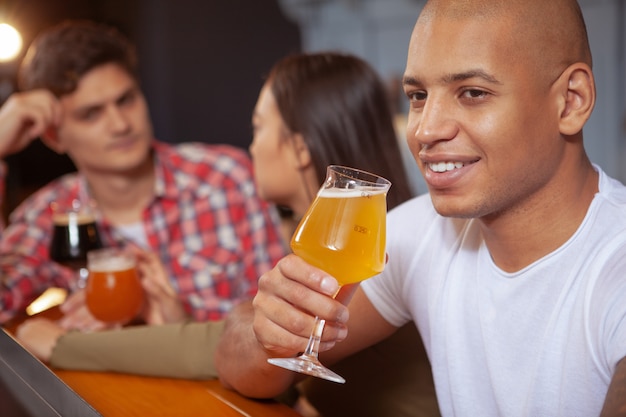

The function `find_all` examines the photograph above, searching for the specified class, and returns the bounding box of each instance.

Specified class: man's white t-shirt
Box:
[362,167,626,417]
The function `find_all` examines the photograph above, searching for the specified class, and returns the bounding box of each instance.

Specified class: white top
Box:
[115,222,149,249]
[362,167,626,417]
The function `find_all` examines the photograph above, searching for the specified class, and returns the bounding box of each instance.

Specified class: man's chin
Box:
[430,195,477,219]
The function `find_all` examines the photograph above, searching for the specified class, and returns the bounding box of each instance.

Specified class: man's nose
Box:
[411,96,458,146]
[106,106,131,132]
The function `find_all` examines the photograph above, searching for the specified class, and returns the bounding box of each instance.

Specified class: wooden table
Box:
[54,370,298,417]
[3,309,301,417]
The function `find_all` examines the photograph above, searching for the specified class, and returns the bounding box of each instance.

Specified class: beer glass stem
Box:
[302,317,325,359]
[76,267,89,289]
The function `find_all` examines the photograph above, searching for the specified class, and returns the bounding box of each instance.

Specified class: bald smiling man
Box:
[215,1,626,416]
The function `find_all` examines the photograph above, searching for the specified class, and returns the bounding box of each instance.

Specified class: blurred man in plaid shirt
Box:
[0,20,286,329]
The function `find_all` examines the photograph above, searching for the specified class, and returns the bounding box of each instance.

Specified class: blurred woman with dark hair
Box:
[256,52,413,213]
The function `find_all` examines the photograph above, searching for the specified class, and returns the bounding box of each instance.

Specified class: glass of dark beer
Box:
[49,199,103,289]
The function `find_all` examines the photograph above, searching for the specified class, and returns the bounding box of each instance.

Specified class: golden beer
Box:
[268,166,390,383]
[86,249,144,324]
[290,188,387,285]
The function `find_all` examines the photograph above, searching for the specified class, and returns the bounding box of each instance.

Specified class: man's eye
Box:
[119,91,136,106]
[407,91,427,101]
[462,89,488,99]
[79,109,100,121]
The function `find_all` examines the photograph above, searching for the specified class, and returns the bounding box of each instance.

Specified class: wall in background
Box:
[279,0,419,92]
[581,0,626,181]
[135,0,301,149]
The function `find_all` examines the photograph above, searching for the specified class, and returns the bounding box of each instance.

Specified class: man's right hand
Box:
[0,90,61,159]
[251,254,350,358]
[215,254,351,398]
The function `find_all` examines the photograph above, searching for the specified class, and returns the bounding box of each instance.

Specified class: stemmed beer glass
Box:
[267,165,391,383]
[49,199,103,289]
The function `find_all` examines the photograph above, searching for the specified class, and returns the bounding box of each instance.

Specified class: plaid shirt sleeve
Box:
[0,176,83,323]
[144,143,287,321]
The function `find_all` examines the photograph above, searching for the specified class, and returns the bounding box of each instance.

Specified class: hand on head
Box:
[0,89,60,159]
[251,254,349,358]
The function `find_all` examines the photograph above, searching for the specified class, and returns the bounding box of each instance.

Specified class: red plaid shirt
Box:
[0,141,286,323]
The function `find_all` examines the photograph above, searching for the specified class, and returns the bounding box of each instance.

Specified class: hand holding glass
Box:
[85,248,144,325]
[267,165,391,383]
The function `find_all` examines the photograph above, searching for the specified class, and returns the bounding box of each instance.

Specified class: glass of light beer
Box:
[267,165,391,383]
[85,248,144,325]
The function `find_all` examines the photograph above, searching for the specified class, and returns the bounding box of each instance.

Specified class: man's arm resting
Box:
[52,321,224,379]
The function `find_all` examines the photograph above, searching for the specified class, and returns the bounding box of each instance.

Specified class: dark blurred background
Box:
[0,0,301,219]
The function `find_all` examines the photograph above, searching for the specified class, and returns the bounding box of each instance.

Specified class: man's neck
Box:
[84,158,156,226]
[480,157,599,273]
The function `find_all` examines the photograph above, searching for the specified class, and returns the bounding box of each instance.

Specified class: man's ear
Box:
[557,62,595,136]
[289,133,312,169]
[40,127,65,154]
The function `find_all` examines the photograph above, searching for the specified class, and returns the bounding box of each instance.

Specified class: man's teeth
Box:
[429,162,464,172]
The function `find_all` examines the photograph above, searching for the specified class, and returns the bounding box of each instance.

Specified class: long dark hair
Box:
[267,52,414,210]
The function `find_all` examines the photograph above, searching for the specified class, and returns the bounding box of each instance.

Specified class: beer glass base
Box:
[267,357,346,384]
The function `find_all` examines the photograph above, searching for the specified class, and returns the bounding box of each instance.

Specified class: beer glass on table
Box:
[267,165,391,383]
[85,248,144,325]
[49,200,103,289]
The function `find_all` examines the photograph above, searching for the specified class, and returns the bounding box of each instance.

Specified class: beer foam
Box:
[318,187,387,198]
[52,212,96,226]
[89,256,135,272]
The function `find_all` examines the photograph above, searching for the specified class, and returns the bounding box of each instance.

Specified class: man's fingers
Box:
[277,255,340,296]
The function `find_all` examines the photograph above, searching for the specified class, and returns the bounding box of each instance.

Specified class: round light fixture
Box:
[0,23,23,62]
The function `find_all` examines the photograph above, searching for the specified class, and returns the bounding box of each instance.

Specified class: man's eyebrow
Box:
[72,102,103,117]
[443,69,501,84]
[402,75,421,88]
[402,69,501,87]
[72,85,137,116]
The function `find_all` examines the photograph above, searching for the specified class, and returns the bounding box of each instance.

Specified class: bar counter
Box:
[2,309,300,417]
[54,369,298,417]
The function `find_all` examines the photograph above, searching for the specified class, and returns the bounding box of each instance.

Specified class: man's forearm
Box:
[215,301,297,398]
[52,321,224,379]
